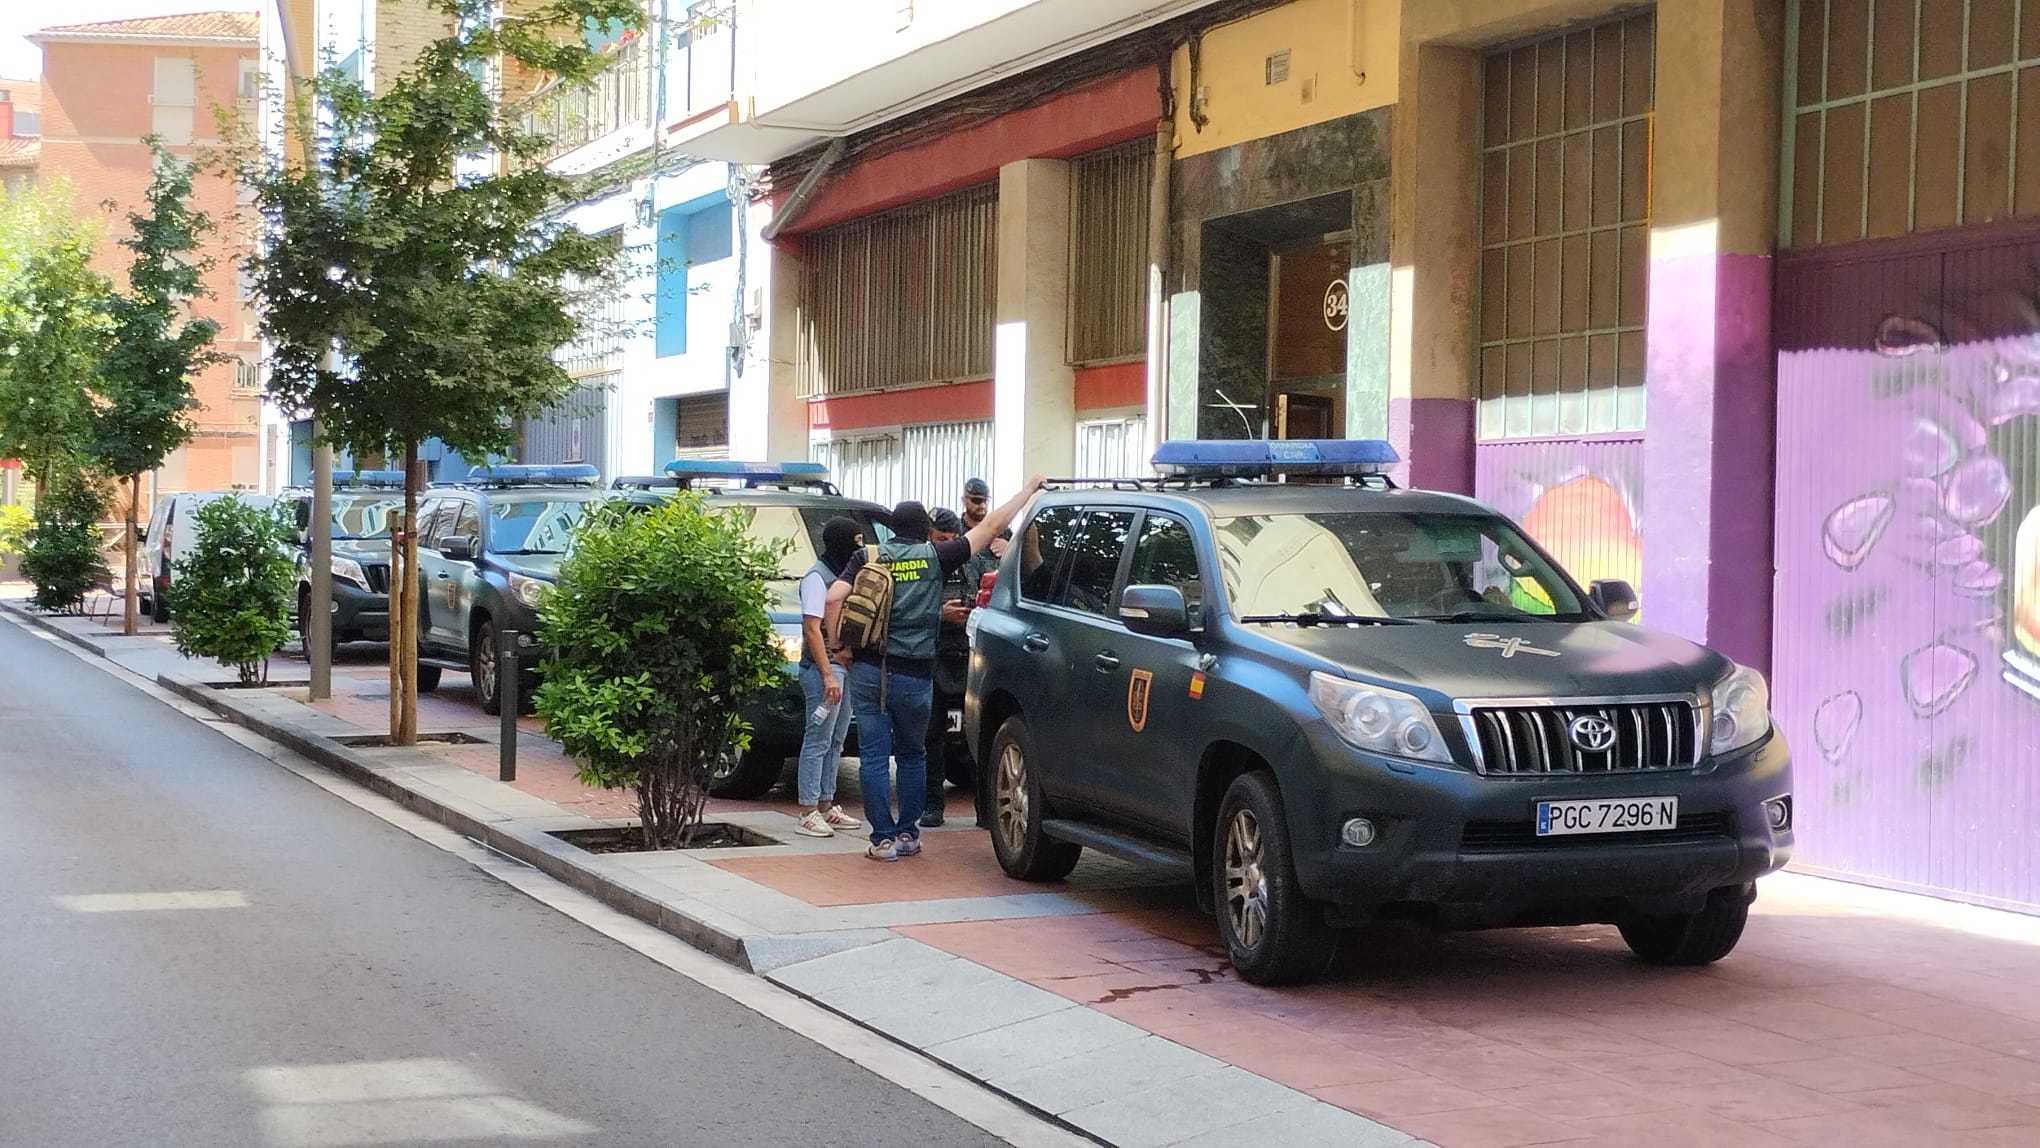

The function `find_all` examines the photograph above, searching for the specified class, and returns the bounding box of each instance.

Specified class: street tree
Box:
[245,0,640,744]
[0,181,109,490]
[90,140,224,636]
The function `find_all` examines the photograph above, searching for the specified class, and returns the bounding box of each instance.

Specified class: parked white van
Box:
[136,490,276,622]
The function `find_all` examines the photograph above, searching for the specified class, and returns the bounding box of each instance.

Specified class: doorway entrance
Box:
[1269,236,1348,438]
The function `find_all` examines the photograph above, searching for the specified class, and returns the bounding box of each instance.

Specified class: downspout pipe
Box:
[1143,55,1176,452]
[759,137,845,242]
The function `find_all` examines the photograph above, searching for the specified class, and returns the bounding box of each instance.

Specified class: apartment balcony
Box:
[665,0,1219,165]
[518,32,653,172]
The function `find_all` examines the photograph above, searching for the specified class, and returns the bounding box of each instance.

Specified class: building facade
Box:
[0,78,39,191]
[31,12,262,493]
[660,0,2037,913]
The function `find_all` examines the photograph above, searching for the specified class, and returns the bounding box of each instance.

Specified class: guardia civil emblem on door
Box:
[1126,669,1153,732]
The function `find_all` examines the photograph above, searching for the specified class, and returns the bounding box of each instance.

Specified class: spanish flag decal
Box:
[1188,672,1206,699]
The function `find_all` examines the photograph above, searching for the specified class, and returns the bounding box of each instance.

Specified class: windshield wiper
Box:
[1237,611,1419,627]
[495,548,564,556]
[1413,610,1558,624]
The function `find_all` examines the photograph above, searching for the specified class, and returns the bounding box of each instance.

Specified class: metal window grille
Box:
[798,184,997,397]
[556,232,627,376]
[1069,140,1154,366]
[808,419,991,508]
[522,376,614,472]
[1076,415,1149,478]
[1476,10,1655,440]
[1783,0,2040,248]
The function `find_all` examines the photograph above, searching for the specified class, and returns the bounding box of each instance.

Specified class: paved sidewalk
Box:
[12,595,2040,1147]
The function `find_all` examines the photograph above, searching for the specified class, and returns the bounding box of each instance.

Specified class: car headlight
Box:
[507,572,550,608]
[1709,664,1772,755]
[1307,672,1453,764]
[330,555,368,589]
[774,632,804,663]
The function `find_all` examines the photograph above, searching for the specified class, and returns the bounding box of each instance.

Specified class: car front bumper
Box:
[1281,728,1794,925]
[331,581,389,641]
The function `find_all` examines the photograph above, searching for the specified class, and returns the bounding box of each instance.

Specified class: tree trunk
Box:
[122,475,140,636]
[397,441,421,745]
[387,504,405,739]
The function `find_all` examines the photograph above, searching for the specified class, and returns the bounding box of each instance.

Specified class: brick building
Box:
[30,11,261,492]
[0,77,38,192]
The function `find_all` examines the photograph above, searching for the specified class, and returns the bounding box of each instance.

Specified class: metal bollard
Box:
[499,627,519,782]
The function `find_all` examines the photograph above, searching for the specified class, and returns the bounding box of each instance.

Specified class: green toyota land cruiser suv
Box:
[965,439,1793,985]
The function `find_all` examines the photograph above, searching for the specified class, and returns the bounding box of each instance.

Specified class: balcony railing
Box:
[518,33,651,165]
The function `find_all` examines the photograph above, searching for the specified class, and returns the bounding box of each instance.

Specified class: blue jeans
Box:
[796,661,853,807]
[848,659,932,845]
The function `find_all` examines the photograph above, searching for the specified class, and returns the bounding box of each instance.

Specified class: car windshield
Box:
[724,504,886,613]
[331,493,402,540]
[488,496,595,554]
[1213,510,1586,621]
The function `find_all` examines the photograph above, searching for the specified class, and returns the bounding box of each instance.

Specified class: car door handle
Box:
[1093,652,1120,671]
[1021,633,1049,652]
[435,572,451,580]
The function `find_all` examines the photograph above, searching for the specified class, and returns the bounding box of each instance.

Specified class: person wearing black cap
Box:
[920,507,969,826]
[825,478,1044,862]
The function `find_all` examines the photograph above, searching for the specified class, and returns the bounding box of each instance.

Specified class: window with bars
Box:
[1786,0,2040,247]
[1476,10,1655,440]
[1069,140,1154,365]
[798,184,997,397]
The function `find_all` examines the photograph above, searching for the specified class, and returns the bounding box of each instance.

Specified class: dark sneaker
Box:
[919,810,945,828]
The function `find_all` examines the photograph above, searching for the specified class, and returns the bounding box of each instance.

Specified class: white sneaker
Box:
[823,805,863,830]
[796,810,835,838]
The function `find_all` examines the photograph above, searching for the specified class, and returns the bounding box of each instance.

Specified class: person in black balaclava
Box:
[791,516,868,838]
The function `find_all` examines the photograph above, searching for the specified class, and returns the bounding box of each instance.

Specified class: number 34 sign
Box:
[1322,278,1349,332]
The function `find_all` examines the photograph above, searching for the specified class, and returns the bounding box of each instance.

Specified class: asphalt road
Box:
[0,619,1005,1148]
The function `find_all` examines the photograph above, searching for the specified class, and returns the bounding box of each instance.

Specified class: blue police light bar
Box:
[661,459,832,487]
[336,469,408,487]
[464,463,602,486]
[1151,439,1399,478]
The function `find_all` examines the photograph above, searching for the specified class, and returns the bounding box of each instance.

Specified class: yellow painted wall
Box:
[1170,0,1399,159]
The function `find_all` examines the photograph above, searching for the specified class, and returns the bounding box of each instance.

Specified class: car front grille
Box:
[1466,701,1700,774]
[1459,811,1734,852]
[364,564,390,594]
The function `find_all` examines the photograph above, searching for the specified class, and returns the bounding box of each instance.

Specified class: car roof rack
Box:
[458,463,604,488]
[280,469,411,492]
[655,459,842,496]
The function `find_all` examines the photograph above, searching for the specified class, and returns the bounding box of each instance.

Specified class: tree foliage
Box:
[245,0,640,465]
[0,181,110,486]
[170,496,296,685]
[21,470,111,613]
[535,496,788,849]
[90,140,219,481]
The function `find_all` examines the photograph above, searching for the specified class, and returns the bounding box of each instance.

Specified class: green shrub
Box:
[170,496,295,684]
[0,503,31,554]
[21,471,110,612]
[535,495,789,849]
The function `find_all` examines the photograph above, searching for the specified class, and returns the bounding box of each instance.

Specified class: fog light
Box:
[1340,817,1377,848]
[516,632,536,648]
[328,600,340,613]
[1765,796,1792,830]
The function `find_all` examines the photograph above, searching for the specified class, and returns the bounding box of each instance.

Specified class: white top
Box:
[799,569,829,619]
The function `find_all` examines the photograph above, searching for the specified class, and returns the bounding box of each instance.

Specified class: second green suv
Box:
[413,464,608,713]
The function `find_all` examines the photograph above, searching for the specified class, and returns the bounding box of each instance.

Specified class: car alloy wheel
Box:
[472,620,497,712]
[1222,807,1270,953]
[994,741,1029,857]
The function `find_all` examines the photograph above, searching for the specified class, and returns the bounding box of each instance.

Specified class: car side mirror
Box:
[1589,579,1639,622]
[1119,584,1191,639]
[439,535,475,561]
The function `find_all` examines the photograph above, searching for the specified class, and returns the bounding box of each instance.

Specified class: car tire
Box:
[988,716,1081,882]
[1618,883,1752,966]
[709,742,794,800]
[150,578,169,624]
[472,617,502,716]
[295,587,336,655]
[416,664,442,693]
[1213,771,1339,986]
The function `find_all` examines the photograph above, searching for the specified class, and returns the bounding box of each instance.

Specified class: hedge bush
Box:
[170,496,295,684]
